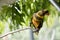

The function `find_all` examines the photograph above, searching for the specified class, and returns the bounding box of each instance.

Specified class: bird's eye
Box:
[46,13,49,15]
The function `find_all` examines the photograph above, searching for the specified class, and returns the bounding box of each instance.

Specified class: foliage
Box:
[0,0,50,30]
[0,0,60,40]
[0,0,60,31]
[0,21,5,34]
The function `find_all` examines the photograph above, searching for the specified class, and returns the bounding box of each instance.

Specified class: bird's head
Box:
[42,9,49,16]
[37,9,49,16]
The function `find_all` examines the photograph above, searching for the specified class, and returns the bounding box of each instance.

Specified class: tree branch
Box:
[0,27,31,38]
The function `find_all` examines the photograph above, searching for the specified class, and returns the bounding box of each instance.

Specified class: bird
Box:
[30,9,49,34]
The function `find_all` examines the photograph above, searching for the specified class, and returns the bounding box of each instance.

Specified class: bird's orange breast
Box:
[32,18,40,28]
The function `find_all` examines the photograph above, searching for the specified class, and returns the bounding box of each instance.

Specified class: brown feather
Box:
[30,9,49,34]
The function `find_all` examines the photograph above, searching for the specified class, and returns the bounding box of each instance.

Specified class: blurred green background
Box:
[0,0,60,40]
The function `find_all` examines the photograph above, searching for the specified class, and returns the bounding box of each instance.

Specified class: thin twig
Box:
[0,27,36,38]
[0,28,30,38]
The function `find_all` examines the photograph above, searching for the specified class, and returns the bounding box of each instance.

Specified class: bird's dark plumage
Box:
[30,9,49,34]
